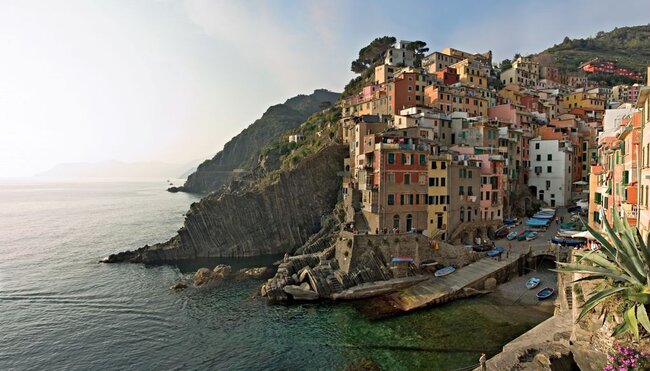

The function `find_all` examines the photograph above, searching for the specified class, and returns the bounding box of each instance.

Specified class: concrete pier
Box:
[360,252,528,318]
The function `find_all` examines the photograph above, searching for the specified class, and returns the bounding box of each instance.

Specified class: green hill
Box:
[536,24,650,76]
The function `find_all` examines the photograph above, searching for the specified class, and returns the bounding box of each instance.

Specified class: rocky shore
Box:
[103,144,347,264]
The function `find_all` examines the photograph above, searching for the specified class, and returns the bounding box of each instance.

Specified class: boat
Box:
[556,230,581,238]
[391,256,414,263]
[540,208,556,214]
[506,231,518,240]
[551,236,585,247]
[434,266,456,277]
[487,247,504,257]
[494,226,510,239]
[526,277,541,289]
[525,231,538,241]
[536,287,554,300]
[517,229,530,241]
[472,244,492,252]
[532,212,554,219]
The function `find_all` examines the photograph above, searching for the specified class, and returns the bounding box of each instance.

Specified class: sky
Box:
[1,0,649,177]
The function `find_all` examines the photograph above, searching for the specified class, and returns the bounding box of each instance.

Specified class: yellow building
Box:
[427,153,451,240]
[637,84,650,243]
[450,59,488,89]
[562,91,606,111]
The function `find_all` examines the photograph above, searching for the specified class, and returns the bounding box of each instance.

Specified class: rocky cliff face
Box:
[174,89,340,194]
[106,144,347,263]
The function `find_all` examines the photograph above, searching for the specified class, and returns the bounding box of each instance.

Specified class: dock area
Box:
[357,252,529,318]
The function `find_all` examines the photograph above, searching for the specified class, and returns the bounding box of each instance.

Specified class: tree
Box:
[555,211,650,340]
[350,36,397,74]
[405,40,429,67]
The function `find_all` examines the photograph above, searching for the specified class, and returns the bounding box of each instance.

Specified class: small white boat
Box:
[434,266,456,277]
[525,231,538,241]
[526,277,541,289]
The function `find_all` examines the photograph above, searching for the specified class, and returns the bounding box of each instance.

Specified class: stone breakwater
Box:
[104,145,347,264]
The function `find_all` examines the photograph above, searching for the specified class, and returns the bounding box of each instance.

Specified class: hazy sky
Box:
[1,0,649,177]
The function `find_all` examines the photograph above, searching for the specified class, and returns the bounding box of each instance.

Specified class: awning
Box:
[572,231,596,240]
[596,186,607,194]
[573,180,588,185]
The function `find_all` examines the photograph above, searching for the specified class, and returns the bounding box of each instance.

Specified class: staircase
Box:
[565,285,573,310]
[353,211,370,233]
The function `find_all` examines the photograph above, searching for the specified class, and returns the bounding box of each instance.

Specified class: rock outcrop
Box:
[105,144,347,263]
[174,89,340,194]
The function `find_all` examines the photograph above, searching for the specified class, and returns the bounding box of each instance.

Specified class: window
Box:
[388,173,395,184]
[441,178,446,187]
[536,154,541,161]
[432,161,437,169]
[485,191,490,200]
[468,186,473,196]
[535,143,540,150]
[419,174,426,185]
[409,194,414,205]
[547,154,552,161]
[393,215,400,228]
[441,161,446,169]
[400,194,405,205]
[404,174,411,185]
[388,194,395,205]
[468,170,472,178]
[459,186,465,195]
[388,153,395,164]
[419,154,426,165]
[547,166,552,173]
[546,180,551,189]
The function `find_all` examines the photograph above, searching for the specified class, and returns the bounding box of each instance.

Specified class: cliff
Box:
[105,144,348,263]
[173,89,340,194]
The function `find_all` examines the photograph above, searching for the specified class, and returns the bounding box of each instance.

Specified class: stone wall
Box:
[335,232,436,273]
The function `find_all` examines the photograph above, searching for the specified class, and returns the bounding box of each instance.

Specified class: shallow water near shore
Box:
[0,180,553,370]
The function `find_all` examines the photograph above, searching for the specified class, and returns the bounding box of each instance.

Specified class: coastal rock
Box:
[107,144,347,263]
[283,285,319,301]
[194,268,213,286]
[483,277,497,290]
[237,267,270,279]
[212,264,232,278]
[170,283,188,290]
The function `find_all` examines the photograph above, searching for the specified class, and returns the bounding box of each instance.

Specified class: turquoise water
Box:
[0,181,550,370]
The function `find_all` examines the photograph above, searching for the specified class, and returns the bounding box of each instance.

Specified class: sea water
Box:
[0,180,550,370]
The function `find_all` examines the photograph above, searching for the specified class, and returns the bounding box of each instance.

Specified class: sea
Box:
[0,180,552,371]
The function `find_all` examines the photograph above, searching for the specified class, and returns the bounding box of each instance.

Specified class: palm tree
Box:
[555,210,650,340]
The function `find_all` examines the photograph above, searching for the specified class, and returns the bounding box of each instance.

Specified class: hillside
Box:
[536,24,650,75]
[174,89,340,194]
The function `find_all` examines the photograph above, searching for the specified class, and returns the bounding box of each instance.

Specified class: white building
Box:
[528,138,573,207]
[384,41,415,67]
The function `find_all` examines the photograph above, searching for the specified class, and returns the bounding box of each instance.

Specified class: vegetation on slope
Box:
[536,24,650,74]
[259,108,342,184]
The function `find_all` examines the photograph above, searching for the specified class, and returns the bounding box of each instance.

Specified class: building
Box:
[447,156,482,240]
[357,132,430,233]
[384,40,415,67]
[450,58,488,89]
[427,153,451,240]
[637,85,650,242]
[422,51,462,73]
[528,138,574,207]
[580,59,643,80]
